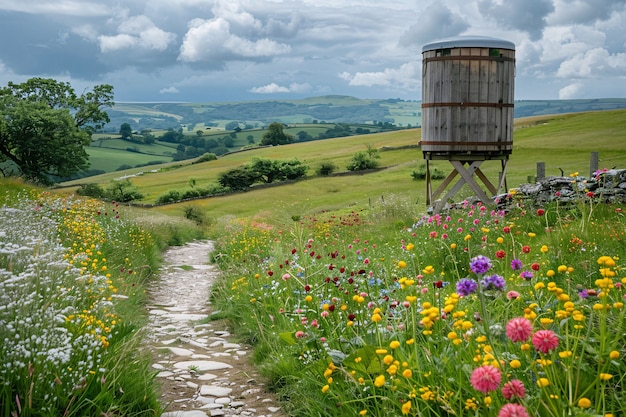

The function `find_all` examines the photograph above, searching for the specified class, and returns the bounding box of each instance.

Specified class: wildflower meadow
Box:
[210,188,626,416]
[0,186,169,416]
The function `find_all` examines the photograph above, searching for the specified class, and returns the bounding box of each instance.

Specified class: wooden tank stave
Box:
[421,45,515,158]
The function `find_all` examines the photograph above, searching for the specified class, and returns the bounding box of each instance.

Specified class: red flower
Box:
[536,208,545,216]
[503,226,511,233]
[502,379,526,400]
[522,246,531,254]
[532,329,559,353]
[498,403,529,417]
[495,250,506,259]
[470,365,501,393]
[531,263,540,271]
[506,317,533,342]
[586,191,594,197]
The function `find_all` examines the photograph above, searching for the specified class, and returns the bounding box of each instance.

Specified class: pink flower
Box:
[506,290,520,300]
[498,403,530,417]
[502,379,526,400]
[506,317,533,342]
[532,329,559,353]
[470,365,501,393]
[295,331,305,338]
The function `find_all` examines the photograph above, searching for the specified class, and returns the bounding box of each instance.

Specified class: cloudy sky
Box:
[1,0,625,103]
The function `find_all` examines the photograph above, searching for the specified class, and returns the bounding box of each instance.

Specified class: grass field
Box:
[58,109,626,224]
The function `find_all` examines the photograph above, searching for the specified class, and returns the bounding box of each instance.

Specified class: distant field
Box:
[57,108,626,224]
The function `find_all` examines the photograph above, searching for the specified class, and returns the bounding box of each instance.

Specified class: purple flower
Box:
[510,259,523,271]
[470,255,493,275]
[456,278,479,296]
[481,274,506,291]
[520,271,533,280]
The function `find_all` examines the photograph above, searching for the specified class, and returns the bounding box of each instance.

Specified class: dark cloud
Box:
[1,1,625,102]
[478,0,554,40]
[0,11,105,78]
[399,3,470,49]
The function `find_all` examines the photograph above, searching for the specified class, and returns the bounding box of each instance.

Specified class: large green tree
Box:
[0,78,114,184]
[260,122,293,146]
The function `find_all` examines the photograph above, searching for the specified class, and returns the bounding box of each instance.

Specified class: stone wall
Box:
[495,168,626,209]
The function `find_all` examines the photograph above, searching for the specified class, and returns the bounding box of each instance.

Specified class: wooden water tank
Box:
[421,36,515,159]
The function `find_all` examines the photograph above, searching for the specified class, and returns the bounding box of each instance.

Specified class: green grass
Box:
[58,109,626,225]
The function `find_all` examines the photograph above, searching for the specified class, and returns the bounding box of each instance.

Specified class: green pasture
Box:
[58,109,626,224]
[86,148,169,172]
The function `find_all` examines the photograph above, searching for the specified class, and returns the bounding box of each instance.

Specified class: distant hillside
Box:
[105,96,626,134]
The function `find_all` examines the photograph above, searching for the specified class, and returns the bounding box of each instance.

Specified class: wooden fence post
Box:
[537,162,545,181]
[590,152,599,177]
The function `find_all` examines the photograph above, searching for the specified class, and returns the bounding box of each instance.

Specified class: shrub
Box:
[104,179,144,202]
[347,151,380,171]
[411,163,446,180]
[155,189,182,204]
[315,162,337,176]
[76,183,105,198]
[194,152,218,164]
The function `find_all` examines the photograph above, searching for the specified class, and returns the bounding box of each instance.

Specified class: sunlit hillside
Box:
[58,109,626,224]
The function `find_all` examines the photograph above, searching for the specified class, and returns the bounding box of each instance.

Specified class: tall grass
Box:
[209,186,626,416]
[0,181,204,416]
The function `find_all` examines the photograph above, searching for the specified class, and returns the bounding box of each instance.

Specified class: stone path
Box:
[145,241,286,417]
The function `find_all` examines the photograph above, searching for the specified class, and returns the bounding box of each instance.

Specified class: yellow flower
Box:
[383,355,394,365]
[578,398,591,408]
[557,265,568,273]
[321,384,329,393]
[540,245,549,253]
[374,375,385,387]
[464,234,471,241]
[402,369,412,378]
[609,350,620,359]
[372,313,382,323]
[537,378,550,387]
[359,410,367,416]
[509,359,521,369]
[398,260,407,268]
[401,401,412,415]
[390,340,401,349]
[599,373,613,381]
[422,265,435,274]
[406,243,414,251]
[450,243,457,249]
[497,237,504,244]
[305,295,313,302]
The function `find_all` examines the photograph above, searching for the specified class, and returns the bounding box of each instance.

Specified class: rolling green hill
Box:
[58,109,626,224]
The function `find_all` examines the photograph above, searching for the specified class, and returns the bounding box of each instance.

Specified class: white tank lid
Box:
[422,36,515,53]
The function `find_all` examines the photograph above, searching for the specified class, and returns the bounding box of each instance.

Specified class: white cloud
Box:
[98,15,176,52]
[72,24,99,41]
[178,17,291,62]
[559,82,584,99]
[160,86,180,94]
[340,62,421,90]
[250,82,311,94]
[557,48,626,78]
